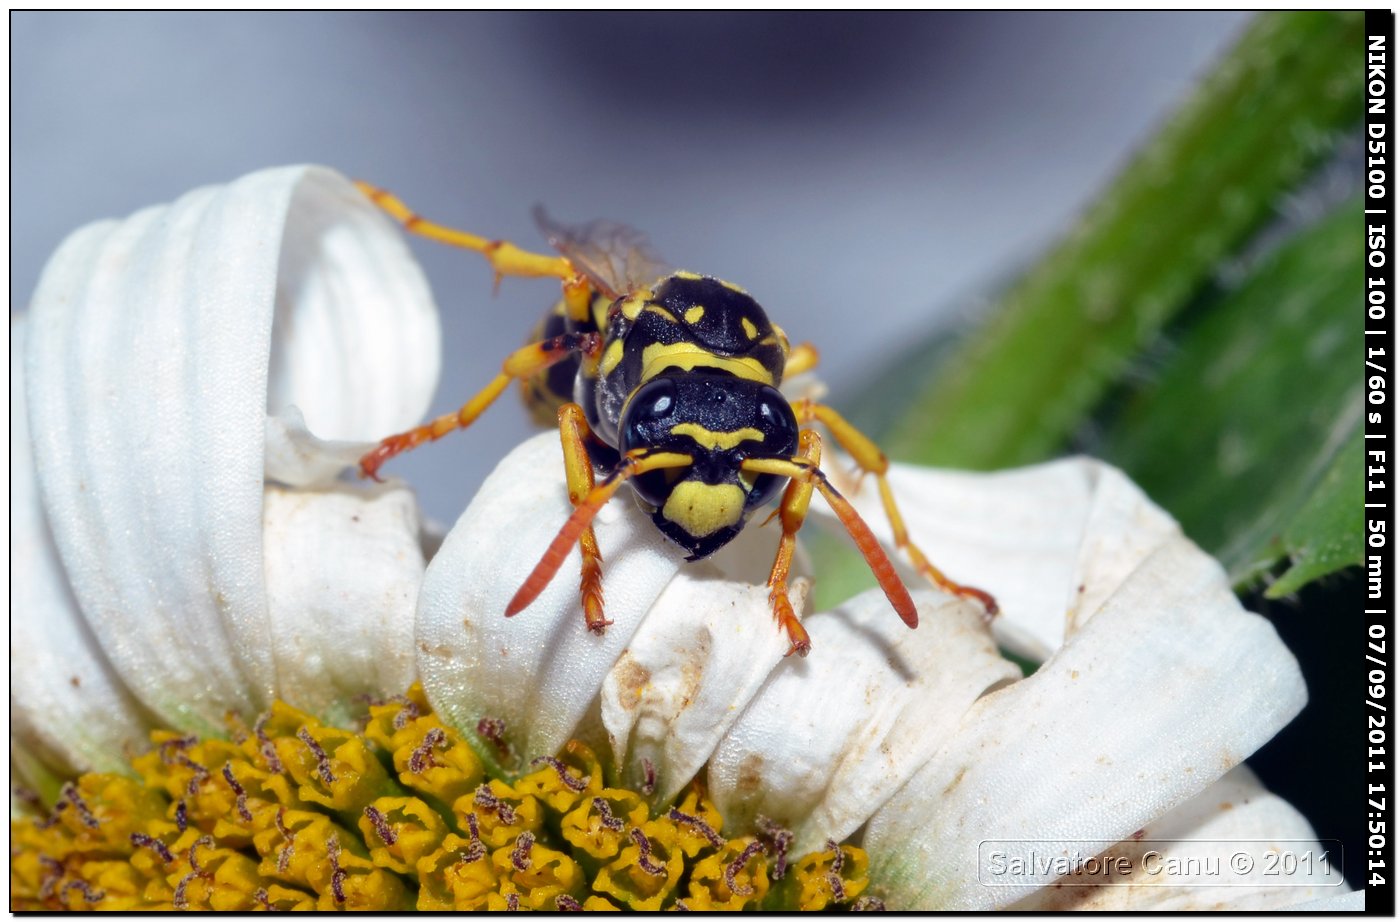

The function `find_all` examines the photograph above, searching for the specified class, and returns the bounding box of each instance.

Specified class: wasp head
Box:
[617,373,798,559]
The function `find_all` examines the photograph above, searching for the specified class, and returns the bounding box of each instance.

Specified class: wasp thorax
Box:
[619,374,798,560]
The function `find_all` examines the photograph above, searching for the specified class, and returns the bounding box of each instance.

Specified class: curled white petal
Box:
[598,563,795,805]
[11,318,152,775]
[814,456,1181,660]
[24,165,439,732]
[416,432,680,762]
[263,483,426,726]
[264,405,376,488]
[863,539,1306,909]
[1009,767,1347,910]
[708,588,1020,854]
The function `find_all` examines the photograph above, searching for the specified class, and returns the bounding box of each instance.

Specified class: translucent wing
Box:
[533,206,674,300]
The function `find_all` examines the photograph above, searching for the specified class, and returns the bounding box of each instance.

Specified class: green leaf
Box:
[878,11,1364,470]
[1099,202,1363,590]
[1267,423,1364,597]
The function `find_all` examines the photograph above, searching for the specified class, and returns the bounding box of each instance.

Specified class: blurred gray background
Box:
[13,11,1250,524]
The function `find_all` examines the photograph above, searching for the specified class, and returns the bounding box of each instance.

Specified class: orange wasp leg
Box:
[557,403,610,634]
[359,332,602,480]
[506,450,696,619]
[741,447,919,632]
[762,430,823,657]
[356,180,574,284]
[791,399,999,619]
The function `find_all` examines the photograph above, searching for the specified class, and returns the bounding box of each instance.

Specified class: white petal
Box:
[24,165,439,733]
[262,483,426,726]
[1009,767,1347,910]
[11,318,152,775]
[708,588,1019,854]
[863,539,1306,909]
[597,564,795,805]
[264,405,376,488]
[416,432,681,762]
[812,457,1181,660]
[1282,890,1364,911]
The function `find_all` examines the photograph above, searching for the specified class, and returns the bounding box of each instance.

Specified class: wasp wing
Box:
[533,206,673,300]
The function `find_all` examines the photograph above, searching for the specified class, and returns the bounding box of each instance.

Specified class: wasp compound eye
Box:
[755,387,799,459]
[618,377,680,456]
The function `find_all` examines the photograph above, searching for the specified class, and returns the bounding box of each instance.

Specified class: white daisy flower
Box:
[10,166,1351,911]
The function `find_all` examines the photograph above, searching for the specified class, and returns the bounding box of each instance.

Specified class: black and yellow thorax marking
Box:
[588,272,789,446]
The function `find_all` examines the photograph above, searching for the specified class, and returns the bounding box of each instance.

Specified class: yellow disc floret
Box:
[11,686,871,911]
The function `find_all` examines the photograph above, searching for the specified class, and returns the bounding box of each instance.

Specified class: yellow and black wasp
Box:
[356,183,996,656]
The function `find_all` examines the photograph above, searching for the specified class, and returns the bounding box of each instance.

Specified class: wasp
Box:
[355,183,996,656]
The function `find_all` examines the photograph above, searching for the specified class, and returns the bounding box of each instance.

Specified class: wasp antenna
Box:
[740,455,918,630]
[506,451,693,618]
[813,476,918,629]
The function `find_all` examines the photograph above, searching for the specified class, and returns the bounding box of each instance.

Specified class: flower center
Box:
[10,686,876,911]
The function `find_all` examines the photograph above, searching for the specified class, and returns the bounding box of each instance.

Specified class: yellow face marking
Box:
[600,339,625,376]
[740,317,759,340]
[684,305,705,324]
[662,481,747,537]
[644,304,679,323]
[620,296,646,321]
[640,342,774,385]
[669,422,765,450]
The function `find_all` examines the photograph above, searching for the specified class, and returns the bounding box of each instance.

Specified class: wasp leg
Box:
[359,332,602,480]
[507,450,695,618]
[783,342,821,377]
[557,403,610,634]
[359,180,596,322]
[742,445,918,630]
[764,430,821,657]
[791,399,999,620]
[357,181,573,282]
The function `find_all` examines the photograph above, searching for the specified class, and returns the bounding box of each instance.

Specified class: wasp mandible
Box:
[356,183,996,656]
